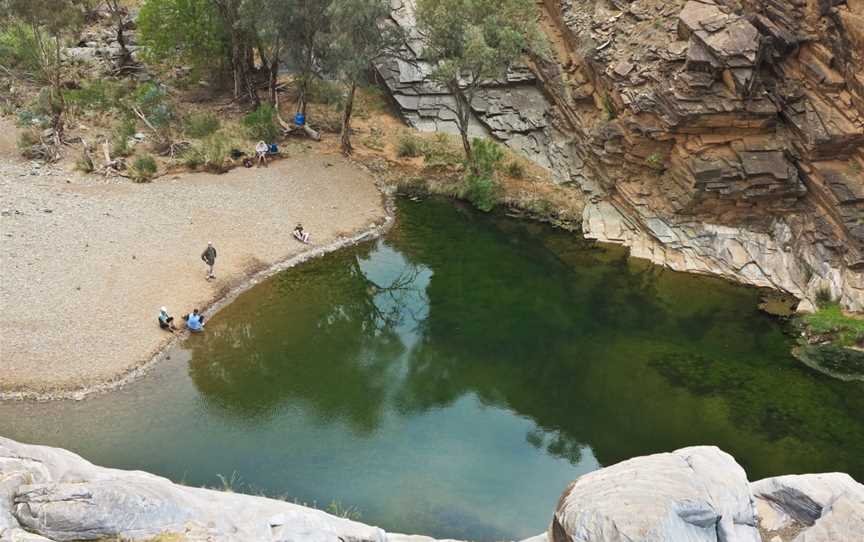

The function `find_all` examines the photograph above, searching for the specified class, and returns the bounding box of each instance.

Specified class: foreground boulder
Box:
[0,437,478,542]
[752,473,864,541]
[551,446,761,542]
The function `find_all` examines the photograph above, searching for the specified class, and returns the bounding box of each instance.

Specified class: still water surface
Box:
[2,198,863,540]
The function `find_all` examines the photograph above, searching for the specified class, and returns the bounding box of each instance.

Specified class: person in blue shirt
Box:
[184,309,205,332]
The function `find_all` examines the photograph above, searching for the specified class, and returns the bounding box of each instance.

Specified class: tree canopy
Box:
[415,0,537,168]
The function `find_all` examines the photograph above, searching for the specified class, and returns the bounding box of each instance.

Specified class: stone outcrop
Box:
[551,446,761,542]
[380,0,864,312]
[752,473,864,541]
[0,437,478,542]
[3,437,864,542]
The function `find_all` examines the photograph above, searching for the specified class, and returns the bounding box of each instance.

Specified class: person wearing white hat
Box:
[158,306,177,332]
[201,241,217,280]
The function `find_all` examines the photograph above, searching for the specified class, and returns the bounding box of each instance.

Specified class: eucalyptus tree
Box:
[328,0,405,154]
[415,0,537,173]
[240,0,293,104]
[1,0,84,141]
[282,0,333,116]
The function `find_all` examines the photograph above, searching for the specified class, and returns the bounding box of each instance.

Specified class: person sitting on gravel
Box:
[184,309,205,332]
[158,307,177,332]
[293,223,310,244]
[255,140,269,167]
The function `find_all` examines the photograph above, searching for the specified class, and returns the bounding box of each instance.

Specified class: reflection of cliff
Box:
[379,0,864,311]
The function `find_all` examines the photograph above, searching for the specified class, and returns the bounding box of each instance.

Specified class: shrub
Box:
[63,79,113,111]
[16,110,49,129]
[421,133,461,165]
[459,138,504,212]
[0,23,44,75]
[645,152,664,167]
[134,82,174,127]
[131,154,158,182]
[111,117,137,157]
[397,133,422,157]
[17,129,40,152]
[505,161,525,178]
[75,150,95,173]
[242,104,279,142]
[183,112,221,138]
[307,79,345,107]
[470,138,504,178]
[462,174,499,212]
[815,287,835,309]
[181,132,235,172]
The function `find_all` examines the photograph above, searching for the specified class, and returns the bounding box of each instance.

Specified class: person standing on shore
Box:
[201,242,217,280]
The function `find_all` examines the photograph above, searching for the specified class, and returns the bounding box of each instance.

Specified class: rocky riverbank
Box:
[1,437,861,542]
[0,117,388,398]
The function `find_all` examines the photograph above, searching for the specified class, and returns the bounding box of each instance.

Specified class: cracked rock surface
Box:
[380,0,864,311]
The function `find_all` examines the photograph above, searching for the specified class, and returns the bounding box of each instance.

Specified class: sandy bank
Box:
[0,130,387,398]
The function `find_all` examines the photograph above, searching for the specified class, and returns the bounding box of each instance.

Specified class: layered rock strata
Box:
[380,0,864,312]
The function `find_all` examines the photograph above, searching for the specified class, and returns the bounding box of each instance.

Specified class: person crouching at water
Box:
[158,306,177,332]
[293,223,310,244]
[201,241,217,280]
[184,309,205,332]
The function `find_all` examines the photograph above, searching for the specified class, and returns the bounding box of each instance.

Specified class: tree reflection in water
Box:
[187,198,864,481]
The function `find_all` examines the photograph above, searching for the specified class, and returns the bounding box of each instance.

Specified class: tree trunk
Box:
[340,81,356,155]
[268,50,279,105]
[450,81,475,175]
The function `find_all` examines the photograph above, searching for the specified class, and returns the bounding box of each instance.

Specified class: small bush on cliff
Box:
[459,138,503,212]
[397,134,422,157]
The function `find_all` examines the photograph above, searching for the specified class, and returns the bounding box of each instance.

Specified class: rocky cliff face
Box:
[379,0,864,312]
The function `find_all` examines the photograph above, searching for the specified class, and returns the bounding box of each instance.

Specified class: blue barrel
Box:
[294,112,305,126]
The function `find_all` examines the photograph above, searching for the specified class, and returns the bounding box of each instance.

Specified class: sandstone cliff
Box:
[379,0,864,312]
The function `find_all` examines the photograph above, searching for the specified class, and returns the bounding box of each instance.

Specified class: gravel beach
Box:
[0,121,387,396]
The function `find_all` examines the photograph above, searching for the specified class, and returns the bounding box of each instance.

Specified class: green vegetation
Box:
[327,0,404,154]
[505,160,525,178]
[0,21,46,74]
[801,303,864,347]
[111,117,137,157]
[134,82,174,128]
[415,0,539,172]
[181,132,238,172]
[397,134,423,158]
[242,103,279,142]
[460,137,503,211]
[326,499,362,521]
[183,112,221,138]
[645,152,663,167]
[137,0,228,79]
[75,149,95,173]
[130,154,158,182]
